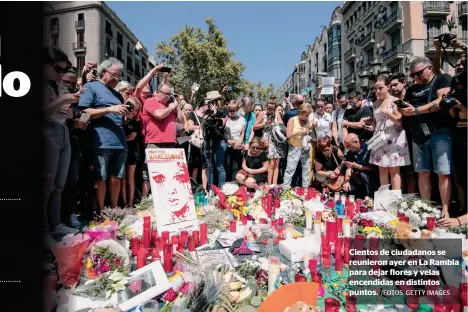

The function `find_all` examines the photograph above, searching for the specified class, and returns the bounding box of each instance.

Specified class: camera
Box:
[71,107,82,119]
[440,71,466,110]
[202,107,227,141]
[126,101,135,111]
[436,33,457,45]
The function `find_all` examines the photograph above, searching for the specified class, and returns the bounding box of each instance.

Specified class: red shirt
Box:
[142,97,177,144]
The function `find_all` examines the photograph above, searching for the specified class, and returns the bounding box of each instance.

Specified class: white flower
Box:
[421,213,429,220]
[400,202,408,209]
[412,206,419,212]
[414,200,422,208]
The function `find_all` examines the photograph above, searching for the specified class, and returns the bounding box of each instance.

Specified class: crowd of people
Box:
[43,38,467,238]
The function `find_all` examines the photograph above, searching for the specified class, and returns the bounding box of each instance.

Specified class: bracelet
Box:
[414,107,419,116]
[457,217,461,226]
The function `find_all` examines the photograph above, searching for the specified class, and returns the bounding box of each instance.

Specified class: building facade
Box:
[341,1,466,93]
[44,1,151,85]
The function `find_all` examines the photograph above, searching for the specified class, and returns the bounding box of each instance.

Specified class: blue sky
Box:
[107,1,342,87]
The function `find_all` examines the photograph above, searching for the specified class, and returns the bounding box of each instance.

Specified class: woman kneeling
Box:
[236,137,269,190]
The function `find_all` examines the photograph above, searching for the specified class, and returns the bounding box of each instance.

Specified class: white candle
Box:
[349,195,355,203]
[304,228,311,237]
[315,194,321,201]
[343,219,351,237]
[268,257,281,295]
[314,220,322,237]
[305,212,313,229]
[340,195,347,203]
[334,192,340,202]
[303,254,312,268]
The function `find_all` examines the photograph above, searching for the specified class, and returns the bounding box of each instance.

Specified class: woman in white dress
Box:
[367,75,411,190]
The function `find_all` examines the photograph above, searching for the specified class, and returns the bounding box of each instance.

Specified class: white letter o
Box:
[3,71,31,97]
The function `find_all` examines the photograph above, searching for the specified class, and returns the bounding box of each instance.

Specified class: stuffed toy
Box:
[283,302,319,312]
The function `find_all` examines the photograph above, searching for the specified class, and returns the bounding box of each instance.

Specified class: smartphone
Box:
[285,92,289,98]
[365,117,375,125]
[394,100,408,109]
[160,67,172,73]
[191,83,200,92]
[80,112,90,123]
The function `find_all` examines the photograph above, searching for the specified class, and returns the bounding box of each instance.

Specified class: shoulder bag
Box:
[366,111,388,152]
[327,148,345,192]
[189,112,203,149]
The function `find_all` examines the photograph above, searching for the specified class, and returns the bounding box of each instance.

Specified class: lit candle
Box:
[334,192,340,202]
[303,228,311,237]
[267,194,273,218]
[268,257,281,295]
[178,235,186,251]
[230,220,237,233]
[199,223,208,245]
[305,211,313,229]
[163,243,173,273]
[171,235,179,253]
[326,219,337,244]
[192,230,200,247]
[343,219,351,237]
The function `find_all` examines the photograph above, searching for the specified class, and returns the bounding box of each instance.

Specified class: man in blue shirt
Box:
[78,57,130,212]
[283,95,304,126]
[343,133,377,199]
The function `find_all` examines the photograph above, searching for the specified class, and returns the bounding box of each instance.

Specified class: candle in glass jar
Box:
[340,195,347,204]
[314,220,321,237]
[285,223,294,240]
[199,223,208,245]
[268,257,281,295]
[303,228,311,237]
[326,219,337,244]
[324,297,340,312]
[163,244,173,273]
[137,246,147,269]
[305,211,313,229]
[343,219,351,237]
[161,231,169,243]
[278,217,284,226]
[334,192,340,202]
[315,193,322,201]
[192,230,200,247]
[230,220,237,233]
[426,216,436,231]
[151,247,160,262]
[309,259,317,273]
[187,235,195,251]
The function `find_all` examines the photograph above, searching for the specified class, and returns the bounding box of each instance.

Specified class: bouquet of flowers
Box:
[355,217,395,238]
[74,270,129,300]
[86,219,118,242]
[212,185,250,220]
[389,195,441,228]
[85,246,129,279]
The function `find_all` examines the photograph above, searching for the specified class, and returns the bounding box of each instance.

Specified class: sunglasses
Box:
[159,90,171,97]
[410,66,429,78]
[54,65,68,74]
[107,71,122,80]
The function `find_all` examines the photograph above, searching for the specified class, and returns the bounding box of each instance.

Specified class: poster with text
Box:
[321,77,335,95]
[146,148,198,233]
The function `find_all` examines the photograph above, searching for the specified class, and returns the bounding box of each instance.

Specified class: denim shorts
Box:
[94,149,127,180]
[412,127,452,175]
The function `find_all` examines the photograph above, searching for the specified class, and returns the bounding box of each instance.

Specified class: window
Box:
[77,32,84,43]
[77,56,85,72]
[117,32,123,46]
[349,61,355,74]
[366,21,373,35]
[349,38,354,48]
[142,56,147,68]
[390,29,401,47]
[426,19,442,40]
[50,17,59,31]
[127,42,132,54]
[366,48,374,64]
[460,19,467,40]
[52,36,58,47]
[391,64,400,73]
[127,56,133,71]
[117,47,122,61]
[78,13,84,20]
[105,20,112,36]
[390,2,398,13]
[105,37,111,50]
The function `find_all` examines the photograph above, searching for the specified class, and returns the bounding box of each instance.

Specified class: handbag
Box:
[189,113,203,149]
[412,76,437,145]
[367,118,388,152]
[327,148,345,192]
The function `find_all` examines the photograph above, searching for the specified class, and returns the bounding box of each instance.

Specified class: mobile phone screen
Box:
[80,112,90,123]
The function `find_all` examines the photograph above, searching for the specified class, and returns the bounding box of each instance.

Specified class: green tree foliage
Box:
[156,18,248,103]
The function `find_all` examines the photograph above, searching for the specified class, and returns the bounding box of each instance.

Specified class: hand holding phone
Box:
[160,67,172,73]
[394,100,408,109]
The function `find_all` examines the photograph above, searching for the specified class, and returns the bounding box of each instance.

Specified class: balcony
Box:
[75,20,85,30]
[382,45,404,65]
[105,29,113,38]
[423,1,450,16]
[50,24,59,35]
[344,47,356,61]
[459,2,468,17]
[361,32,375,49]
[382,9,403,32]
[72,42,86,52]
[126,63,134,73]
[104,47,114,57]
[344,73,356,86]
[424,39,437,53]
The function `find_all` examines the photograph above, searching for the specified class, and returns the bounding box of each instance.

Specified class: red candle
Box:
[271,219,277,228]
[143,216,150,224]
[180,230,188,239]
[307,188,314,200]
[336,218,343,235]
[130,237,138,256]
[345,296,357,312]
[406,295,419,310]
[343,237,350,264]
[151,247,160,262]
[171,235,179,251]
[199,223,208,246]
[310,271,322,284]
[326,219,337,244]
[262,196,267,208]
[309,259,317,273]
[346,202,355,219]
[161,231,169,243]
[278,217,284,226]
[192,230,200,247]
[426,216,436,231]
[324,297,340,312]
[230,220,237,233]
[353,235,365,260]
[143,223,151,249]
[327,201,335,209]
[241,215,247,225]
[151,230,158,247]
[267,194,273,217]
[402,216,410,223]
[136,247,147,269]
[163,243,173,273]
[335,250,343,271]
[274,198,280,208]
[187,235,195,251]
[178,235,186,250]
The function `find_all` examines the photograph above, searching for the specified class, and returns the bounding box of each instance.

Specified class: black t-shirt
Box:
[125,118,141,155]
[343,106,373,140]
[315,146,340,172]
[245,151,268,170]
[403,74,453,129]
[189,112,201,126]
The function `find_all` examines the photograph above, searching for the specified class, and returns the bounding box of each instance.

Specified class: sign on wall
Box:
[145,148,198,233]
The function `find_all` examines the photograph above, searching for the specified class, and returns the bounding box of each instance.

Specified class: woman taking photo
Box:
[368,75,410,190]
[283,103,313,188]
[263,104,286,185]
[120,97,141,208]
[314,137,344,189]
[236,137,269,190]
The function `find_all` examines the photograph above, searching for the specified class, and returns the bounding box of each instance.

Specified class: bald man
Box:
[342,133,376,198]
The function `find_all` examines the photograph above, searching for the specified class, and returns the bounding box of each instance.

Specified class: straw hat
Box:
[206,90,222,101]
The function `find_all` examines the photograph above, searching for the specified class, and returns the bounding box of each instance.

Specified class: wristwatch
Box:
[414,107,420,116]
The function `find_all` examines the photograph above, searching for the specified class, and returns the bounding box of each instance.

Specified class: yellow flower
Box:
[363,226,382,236]
[323,285,328,289]
[342,291,348,296]
[86,258,92,269]
[333,283,339,287]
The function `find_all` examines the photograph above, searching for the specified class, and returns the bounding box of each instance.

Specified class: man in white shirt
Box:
[331,91,350,150]
[309,98,332,183]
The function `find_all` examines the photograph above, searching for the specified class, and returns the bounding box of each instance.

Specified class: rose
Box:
[180,282,197,296]
[162,288,178,302]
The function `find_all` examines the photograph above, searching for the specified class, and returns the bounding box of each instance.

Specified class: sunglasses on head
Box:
[410,66,430,78]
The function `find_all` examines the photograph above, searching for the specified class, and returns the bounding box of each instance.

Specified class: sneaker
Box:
[69,214,82,228]
[51,224,79,237]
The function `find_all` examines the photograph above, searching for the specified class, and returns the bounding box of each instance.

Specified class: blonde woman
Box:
[283,103,313,187]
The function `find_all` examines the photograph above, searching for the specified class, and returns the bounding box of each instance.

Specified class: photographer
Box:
[202,91,228,189]
[400,56,453,218]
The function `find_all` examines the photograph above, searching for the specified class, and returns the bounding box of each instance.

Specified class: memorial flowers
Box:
[391,196,441,228]
[85,246,129,279]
